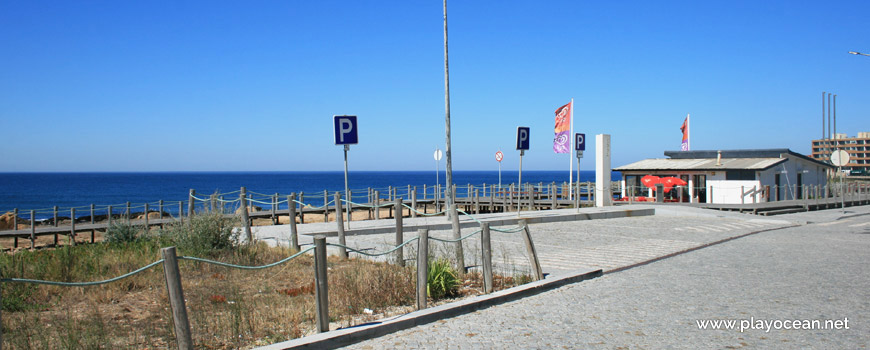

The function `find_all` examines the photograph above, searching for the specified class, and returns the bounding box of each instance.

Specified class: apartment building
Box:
[811,132,870,176]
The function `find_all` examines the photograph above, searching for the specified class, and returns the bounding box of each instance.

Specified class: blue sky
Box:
[2,0,868,172]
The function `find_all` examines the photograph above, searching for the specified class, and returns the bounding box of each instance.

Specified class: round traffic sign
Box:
[434,149,443,161]
[830,150,850,167]
[495,151,503,162]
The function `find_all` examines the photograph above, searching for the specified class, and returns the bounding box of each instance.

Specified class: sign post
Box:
[495,150,504,189]
[516,127,530,217]
[334,115,358,229]
[831,149,850,213]
[434,149,443,211]
[575,133,585,209]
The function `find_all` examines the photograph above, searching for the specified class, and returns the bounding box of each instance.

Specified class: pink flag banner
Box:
[553,102,572,153]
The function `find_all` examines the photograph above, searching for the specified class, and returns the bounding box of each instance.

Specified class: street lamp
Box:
[848,51,870,57]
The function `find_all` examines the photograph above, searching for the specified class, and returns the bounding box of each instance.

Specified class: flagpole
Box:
[687,113,690,150]
[569,98,574,201]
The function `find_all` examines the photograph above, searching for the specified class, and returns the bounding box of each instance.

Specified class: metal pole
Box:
[822,91,826,140]
[443,0,456,218]
[343,144,351,229]
[498,160,502,189]
[828,93,832,140]
[518,150,524,217]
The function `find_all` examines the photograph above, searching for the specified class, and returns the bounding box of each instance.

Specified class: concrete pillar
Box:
[595,134,612,207]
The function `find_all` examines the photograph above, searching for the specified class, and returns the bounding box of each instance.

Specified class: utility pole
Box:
[443,0,455,212]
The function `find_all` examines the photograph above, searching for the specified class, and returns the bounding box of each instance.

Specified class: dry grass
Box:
[1,211,530,349]
[1,242,420,349]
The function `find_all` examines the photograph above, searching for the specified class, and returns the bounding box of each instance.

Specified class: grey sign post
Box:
[516,127,530,216]
[495,150,504,189]
[334,115,358,229]
[831,149,850,213]
[575,133,585,210]
[434,149,443,209]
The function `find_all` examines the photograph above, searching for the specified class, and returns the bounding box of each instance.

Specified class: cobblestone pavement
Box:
[253,205,794,278]
[342,206,870,349]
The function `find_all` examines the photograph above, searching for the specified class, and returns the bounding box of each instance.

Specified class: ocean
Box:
[0,171,621,218]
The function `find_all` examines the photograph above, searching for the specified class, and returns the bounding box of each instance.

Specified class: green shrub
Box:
[427,258,459,300]
[104,222,141,244]
[159,213,239,256]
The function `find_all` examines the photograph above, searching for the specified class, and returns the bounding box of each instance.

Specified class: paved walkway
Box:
[252,205,793,278]
[342,205,870,349]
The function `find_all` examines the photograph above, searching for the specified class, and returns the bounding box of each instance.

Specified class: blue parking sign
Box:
[516,127,530,150]
[334,115,358,145]
[575,133,585,151]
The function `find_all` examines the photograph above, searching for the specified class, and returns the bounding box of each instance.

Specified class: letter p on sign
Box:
[334,115,358,145]
[516,127,530,150]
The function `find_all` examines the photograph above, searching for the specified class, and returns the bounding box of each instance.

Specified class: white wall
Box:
[708,178,762,204]
[758,155,829,200]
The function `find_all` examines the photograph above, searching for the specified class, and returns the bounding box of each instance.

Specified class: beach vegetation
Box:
[0,214,531,348]
[427,258,459,299]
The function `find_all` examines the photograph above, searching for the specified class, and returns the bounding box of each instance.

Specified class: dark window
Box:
[726,170,755,180]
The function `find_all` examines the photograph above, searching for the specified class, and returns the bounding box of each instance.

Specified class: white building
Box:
[614,149,833,204]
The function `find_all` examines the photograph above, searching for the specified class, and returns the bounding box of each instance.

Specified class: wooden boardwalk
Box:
[0,189,602,248]
[695,196,870,216]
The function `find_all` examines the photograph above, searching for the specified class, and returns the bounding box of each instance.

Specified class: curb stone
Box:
[256,269,604,350]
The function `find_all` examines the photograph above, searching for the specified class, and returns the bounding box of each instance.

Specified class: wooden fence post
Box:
[449,204,464,273]
[240,187,252,243]
[69,208,76,246]
[178,201,184,225]
[474,188,480,214]
[335,192,347,259]
[374,191,381,220]
[157,200,164,230]
[323,190,329,223]
[298,191,305,224]
[161,247,193,350]
[519,219,543,281]
[288,194,299,251]
[394,197,404,266]
[188,189,195,218]
[108,205,113,227]
[481,222,493,294]
[53,206,59,246]
[91,204,97,243]
[416,229,429,310]
[144,203,150,234]
[125,202,131,224]
[271,194,278,225]
[411,187,418,218]
[30,210,35,250]
[313,236,329,333]
[13,208,18,248]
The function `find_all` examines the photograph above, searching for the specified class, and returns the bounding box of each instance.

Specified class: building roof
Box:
[661,148,833,168]
[614,157,787,172]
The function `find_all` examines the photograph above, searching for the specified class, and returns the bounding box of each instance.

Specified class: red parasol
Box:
[641,175,661,189]
[660,177,688,193]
